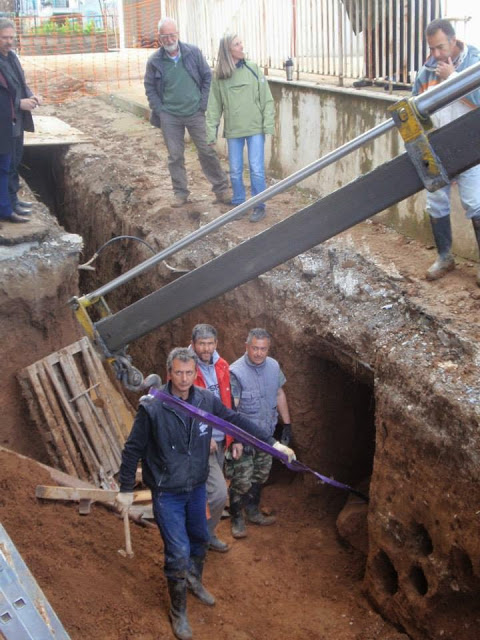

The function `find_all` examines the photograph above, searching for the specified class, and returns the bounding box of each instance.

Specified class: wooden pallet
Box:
[18,337,135,488]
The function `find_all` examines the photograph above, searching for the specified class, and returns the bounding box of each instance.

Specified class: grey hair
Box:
[192,323,217,342]
[0,18,15,32]
[166,347,197,371]
[158,17,177,32]
[246,328,271,344]
[214,34,238,80]
[426,19,455,39]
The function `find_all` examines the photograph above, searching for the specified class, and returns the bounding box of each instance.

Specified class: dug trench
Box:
[1,96,479,640]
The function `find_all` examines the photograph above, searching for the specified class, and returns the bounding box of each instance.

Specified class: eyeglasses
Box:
[159,32,179,41]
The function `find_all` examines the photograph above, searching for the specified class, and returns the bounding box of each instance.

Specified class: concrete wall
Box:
[226,77,477,261]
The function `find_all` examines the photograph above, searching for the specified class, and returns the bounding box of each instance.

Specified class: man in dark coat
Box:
[0,63,27,224]
[0,18,42,217]
[116,347,295,640]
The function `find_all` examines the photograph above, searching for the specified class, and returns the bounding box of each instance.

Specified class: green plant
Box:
[31,19,101,36]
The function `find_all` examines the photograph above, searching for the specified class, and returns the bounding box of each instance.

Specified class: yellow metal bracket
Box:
[69,295,112,344]
[388,97,449,192]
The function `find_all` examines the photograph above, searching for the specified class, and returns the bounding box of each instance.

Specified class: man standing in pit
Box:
[0,18,41,217]
[190,323,243,553]
[228,328,293,539]
[144,17,230,208]
[116,347,294,640]
[413,18,480,285]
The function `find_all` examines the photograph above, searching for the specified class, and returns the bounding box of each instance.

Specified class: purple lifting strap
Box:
[148,388,368,502]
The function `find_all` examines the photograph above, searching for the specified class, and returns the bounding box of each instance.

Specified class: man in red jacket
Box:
[190,324,242,552]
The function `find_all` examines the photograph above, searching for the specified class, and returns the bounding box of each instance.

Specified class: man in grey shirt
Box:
[228,328,293,539]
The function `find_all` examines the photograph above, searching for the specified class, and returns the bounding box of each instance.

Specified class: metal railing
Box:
[161,0,443,85]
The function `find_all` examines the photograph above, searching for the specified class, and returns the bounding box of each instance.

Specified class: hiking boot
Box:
[426,216,455,281]
[249,207,266,223]
[229,490,247,538]
[171,195,190,208]
[472,217,480,287]
[208,535,230,553]
[231,512,247,538]
[186,557,215,606]
[213,190,231,204]
[167,578,192,640]
[245,482,276,526]
[426,255,455,280]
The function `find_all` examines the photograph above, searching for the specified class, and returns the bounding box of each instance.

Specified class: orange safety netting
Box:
[13,0,163,104]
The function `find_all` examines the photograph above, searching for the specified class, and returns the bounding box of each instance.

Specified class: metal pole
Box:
[86,60,480,302]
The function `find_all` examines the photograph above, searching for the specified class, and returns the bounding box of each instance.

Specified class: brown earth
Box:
[1,93,479,639]
[0,449,405,640]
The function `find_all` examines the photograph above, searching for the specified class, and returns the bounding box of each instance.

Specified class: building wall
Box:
[214,77,477,261]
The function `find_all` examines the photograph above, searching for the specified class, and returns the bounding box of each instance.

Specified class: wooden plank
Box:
[34,361,87,479]
[43,357,101,484]
[64,341,123,469]
[59,349,117,475]
[35,486,151,503]
[80,339,125,452]
[81,338,134,442]
[0,447,152,523]
[17,370,60,468]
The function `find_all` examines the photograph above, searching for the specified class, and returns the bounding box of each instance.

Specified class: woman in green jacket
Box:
[206,34,274,223]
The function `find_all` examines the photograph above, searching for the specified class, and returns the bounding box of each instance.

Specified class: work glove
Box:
[115,491,134,515]
[273,441,296,463]
[280,423,292,446]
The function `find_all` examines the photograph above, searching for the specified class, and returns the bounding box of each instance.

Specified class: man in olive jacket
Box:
[144,17,229,208]
[116,347,294,640]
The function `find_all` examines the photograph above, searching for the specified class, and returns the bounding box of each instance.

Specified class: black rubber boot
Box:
[167,578,193,640]
[245,483,276,526]
[426,215,455,280]
[472,217,480,287]
[186,556,215,606]
[229,490,247,539]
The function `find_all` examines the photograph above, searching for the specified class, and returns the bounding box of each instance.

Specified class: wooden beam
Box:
[35,485,151,503]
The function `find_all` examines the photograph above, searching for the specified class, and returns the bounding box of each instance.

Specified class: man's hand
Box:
[210,439,218,454]
[115,491,134,515]
[280,423,292,446]
[231,442,243,459]
[273,441,296,463]
[435,57,455,81]
[20,97,38,111]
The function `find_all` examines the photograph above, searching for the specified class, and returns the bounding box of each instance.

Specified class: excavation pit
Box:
[1,95,479,640]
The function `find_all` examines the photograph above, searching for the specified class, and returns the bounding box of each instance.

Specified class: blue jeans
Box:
[152,484,209,580]
[0,153,12,219]
[426,163,480,220]
[227,134,266,211]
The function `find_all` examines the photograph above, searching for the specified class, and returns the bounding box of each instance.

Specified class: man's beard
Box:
[164,42,179,54]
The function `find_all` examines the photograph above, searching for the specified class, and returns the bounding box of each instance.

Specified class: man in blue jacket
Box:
[413,19,480,285]
[144,18,229,208]
[116,347,294,640]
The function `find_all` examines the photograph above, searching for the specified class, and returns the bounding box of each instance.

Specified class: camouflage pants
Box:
[225,448,272,496]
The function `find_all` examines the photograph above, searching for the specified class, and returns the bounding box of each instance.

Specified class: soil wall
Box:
[0,209,82,460]
[1,95,478,638]
[45,98,480,639]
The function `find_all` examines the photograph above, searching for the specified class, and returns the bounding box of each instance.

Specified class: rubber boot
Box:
[472,217,480,287]
[426,215,455,281]
[167,578,193,640]
[245,482,276,526]
[186,556,215,606]
[229,490,247,539]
